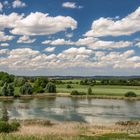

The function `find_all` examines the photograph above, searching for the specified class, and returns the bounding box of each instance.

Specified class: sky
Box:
[0,0,140,76]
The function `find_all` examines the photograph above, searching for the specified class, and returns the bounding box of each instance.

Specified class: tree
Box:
[20,83,33,95]
[14,77,26,87]
[46,82,56,93]
[7,83,14,96]
[2,83,8,96]
[88,87,92,95]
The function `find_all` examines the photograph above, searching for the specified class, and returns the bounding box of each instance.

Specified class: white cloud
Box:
[1,47,140,75]
[85,7,140,37]
[0,2,3,12]
[12,0,26,8]
[0,31,15,41]
[65,33,73,38]
[0,43,9,47]
[42,37,132,50]
[10,12,77,35]
[62,2,83,9]
[0,13,23,31]
[17,35,36,43]
[76,37,133,50]
[42,38,74,45]
[44,47,56,52]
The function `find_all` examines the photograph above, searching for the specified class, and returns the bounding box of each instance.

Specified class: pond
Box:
[0,97,140,124]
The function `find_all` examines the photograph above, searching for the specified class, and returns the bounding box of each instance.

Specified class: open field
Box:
[56,84,140,96]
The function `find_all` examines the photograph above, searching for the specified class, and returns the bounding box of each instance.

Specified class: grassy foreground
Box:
[0,133,139,140]
[1,120,138,140]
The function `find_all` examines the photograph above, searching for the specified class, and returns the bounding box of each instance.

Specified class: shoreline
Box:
[0,93,140,100]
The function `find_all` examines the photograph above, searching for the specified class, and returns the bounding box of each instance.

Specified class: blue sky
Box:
[0,0,140,76]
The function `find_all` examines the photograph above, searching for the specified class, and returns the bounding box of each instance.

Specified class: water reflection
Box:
[0,97,139,124]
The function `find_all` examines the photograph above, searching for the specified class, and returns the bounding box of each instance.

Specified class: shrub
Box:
[0,120,20,133]
[88,87,92,95]
[67,85,72,89]
[0,121,11,133]
[71,90,86,95]
[10,120,20,131]
[125,91,137,97]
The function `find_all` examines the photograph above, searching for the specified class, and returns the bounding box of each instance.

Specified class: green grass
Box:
[0,133,139,140]
[57,84,140,96]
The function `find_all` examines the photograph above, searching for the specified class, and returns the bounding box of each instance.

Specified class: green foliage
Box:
[10,120,20,131]
[88,87,92,95]
[0,72,14,83]
[7,83,14,96]
[67,85,72,89]
[34,77,48,88]
[71,90,86,95]
[33,86,44,93]
[0,121,11,133]
[125,91,137,97]
[0,120,20,133]
[33,77,48,93]
[2,83,8,96]
[80,79,95,86]
[46,82,56,93]
[20,83,33,95]
[14,77,26,87]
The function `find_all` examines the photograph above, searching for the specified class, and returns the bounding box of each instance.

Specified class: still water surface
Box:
[0,97,140,124]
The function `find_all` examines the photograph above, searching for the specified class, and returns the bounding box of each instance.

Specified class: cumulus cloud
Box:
[0,13,23,31]
[0,31,15,41]
[12,0,26,8]
[0,12,77,36]
[0,43,9,47]
[17,35,36,43]
[10,12,77,35]
[42,37,132,50]
[85,7,140,37]
[1,47,140,75]
[62,2,83,9]
[44,47,56,52]
[42,38,74,46]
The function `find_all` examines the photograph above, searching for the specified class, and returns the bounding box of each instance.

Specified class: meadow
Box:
[56,79,140,96]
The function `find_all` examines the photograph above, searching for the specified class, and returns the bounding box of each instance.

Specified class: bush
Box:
[88,87,92,95]
[71,90,86,95]
[10,120,20,131]
[0,120,20,133]
[0,121,11,133]
[125,91,137,97]
[67,85,72,89]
